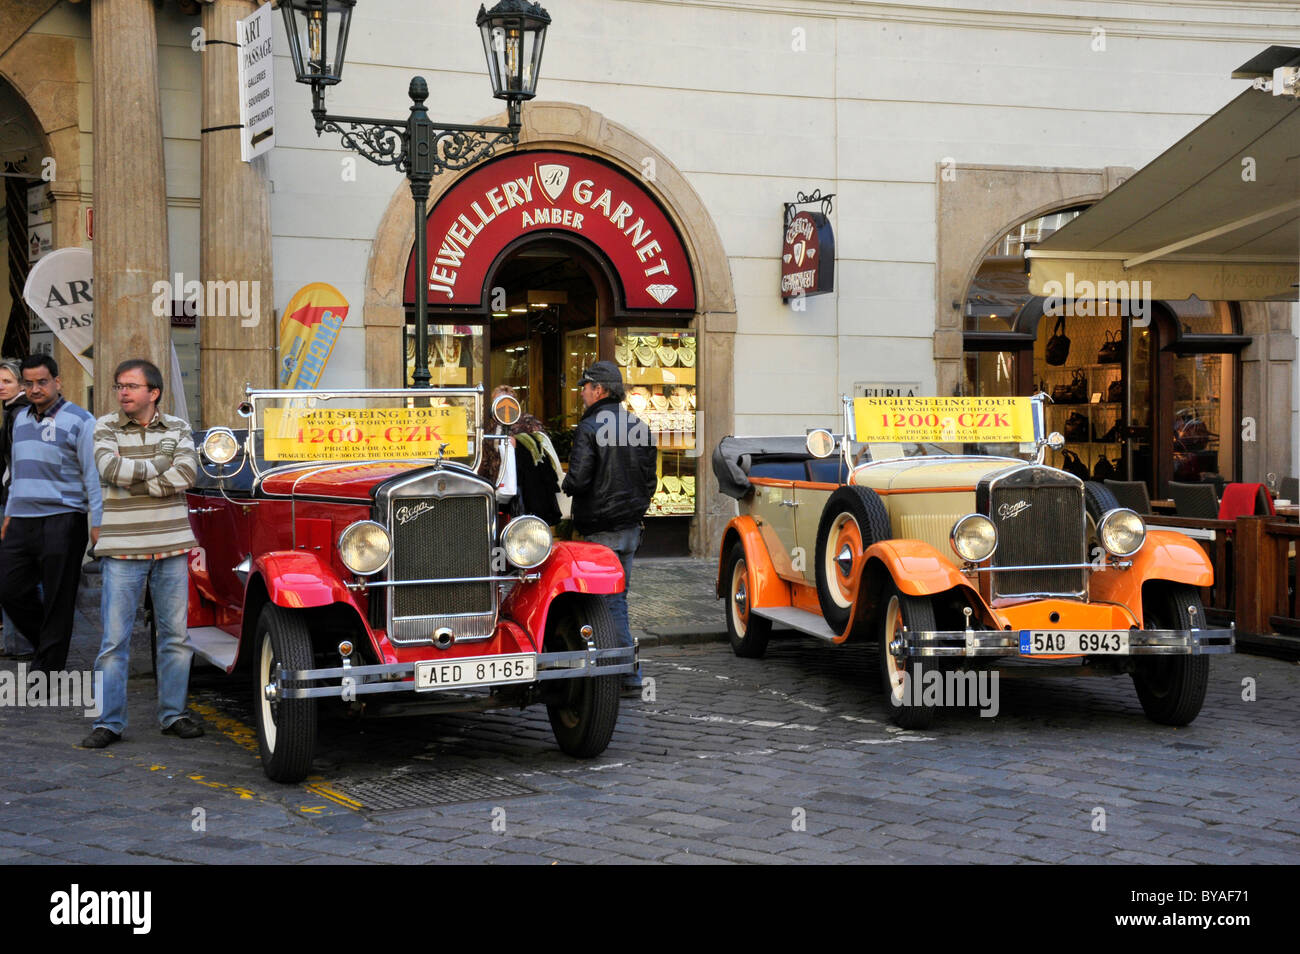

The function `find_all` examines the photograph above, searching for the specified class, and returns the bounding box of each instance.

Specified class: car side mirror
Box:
[805,428,835,459]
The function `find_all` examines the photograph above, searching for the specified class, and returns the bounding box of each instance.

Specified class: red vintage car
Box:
[186,387,634,782]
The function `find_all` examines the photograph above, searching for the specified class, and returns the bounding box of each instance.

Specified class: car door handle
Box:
[779,499,800,507]
[189,507,222,515]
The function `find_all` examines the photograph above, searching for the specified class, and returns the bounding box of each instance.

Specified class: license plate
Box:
[414,653,537,691]
[1019,630,1130,655]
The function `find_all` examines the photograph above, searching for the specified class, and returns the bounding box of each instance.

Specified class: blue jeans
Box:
[585,526,641,686]
[94,554,193,734]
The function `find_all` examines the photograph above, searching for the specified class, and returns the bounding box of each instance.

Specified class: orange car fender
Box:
[717,516,790,610]
[863,540,979,599]
[1089,529,1214,618]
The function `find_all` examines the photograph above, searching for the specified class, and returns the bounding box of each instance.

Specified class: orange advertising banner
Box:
[278,282,348,389]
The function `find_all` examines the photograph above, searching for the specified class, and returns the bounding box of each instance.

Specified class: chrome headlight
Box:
[950,513,998,563]
[501,515,553,570]
[1098,508,1145,558]
[338,520,391,575]
[202,427,239,465]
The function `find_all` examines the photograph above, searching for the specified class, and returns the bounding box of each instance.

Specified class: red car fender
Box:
[252,551,365,613]
[502,541,624,649]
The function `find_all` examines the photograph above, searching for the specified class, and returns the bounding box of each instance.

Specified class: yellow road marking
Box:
[190,701,260,753]
[303,779,363,811]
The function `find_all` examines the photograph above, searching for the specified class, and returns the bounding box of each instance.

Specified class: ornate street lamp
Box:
[281,0,551,388]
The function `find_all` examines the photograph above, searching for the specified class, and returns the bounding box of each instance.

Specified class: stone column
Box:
[91,0,172,415]
[200,0,275,427]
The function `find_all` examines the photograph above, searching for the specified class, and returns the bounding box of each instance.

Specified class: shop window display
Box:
[406,323,485,389]
[614,327,697,518]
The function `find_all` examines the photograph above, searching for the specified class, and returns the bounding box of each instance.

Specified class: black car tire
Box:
[878,582,938,730]
[254,604,317,783]
[815,485,891,633]
[545,595,621,758]
[1133,585,1210,726]
[724,541,772,658]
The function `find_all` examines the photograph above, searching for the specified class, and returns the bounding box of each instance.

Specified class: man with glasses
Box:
[0,354,101,675]
[81,359,201,749]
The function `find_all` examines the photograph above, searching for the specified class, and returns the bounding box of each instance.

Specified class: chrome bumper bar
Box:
[896,628,1235,658]
[270,643,638,701]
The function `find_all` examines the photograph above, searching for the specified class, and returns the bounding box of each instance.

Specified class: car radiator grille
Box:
[989,473,1086,599]
[388,494,495,644]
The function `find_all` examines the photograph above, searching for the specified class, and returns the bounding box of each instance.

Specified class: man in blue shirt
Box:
[0,355,102,673]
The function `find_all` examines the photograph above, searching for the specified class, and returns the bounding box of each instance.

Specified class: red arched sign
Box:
[403,151,696,312]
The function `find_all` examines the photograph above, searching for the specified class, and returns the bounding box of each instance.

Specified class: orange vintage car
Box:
[713,395,1233,728]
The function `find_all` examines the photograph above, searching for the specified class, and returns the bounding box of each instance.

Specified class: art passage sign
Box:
[22,247,93,373]
[404,151,696,311]
[237,2,275,161]
[781,210,834,301]
[263,406,469,460]
[278,283,349,389]
[854,397,1039,444]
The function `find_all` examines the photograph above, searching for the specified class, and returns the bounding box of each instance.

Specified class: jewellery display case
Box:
[406,324,484,388]
[614,327,697,518]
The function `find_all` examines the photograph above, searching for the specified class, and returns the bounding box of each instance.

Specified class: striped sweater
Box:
[4,397,103,525]
[93,410,198,558]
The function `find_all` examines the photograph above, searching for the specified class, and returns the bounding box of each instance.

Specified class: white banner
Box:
[237,3,275,162]
[22,247,93,374]
[20,247,190,422]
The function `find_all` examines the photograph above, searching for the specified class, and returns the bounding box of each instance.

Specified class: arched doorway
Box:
[367,104,736,556]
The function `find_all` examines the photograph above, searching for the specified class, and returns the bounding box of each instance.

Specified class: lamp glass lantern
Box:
[477,0,551,103]
[282,0,356,86]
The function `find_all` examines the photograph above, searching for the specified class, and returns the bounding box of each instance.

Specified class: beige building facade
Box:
[2,0,1298,555]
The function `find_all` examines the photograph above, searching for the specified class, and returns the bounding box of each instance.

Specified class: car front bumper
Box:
[896,628,1235,658]
[269,643,638,701]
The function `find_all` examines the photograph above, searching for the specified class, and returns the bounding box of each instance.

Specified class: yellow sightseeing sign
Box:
[854,397,1038,444]
[263,406,469,460]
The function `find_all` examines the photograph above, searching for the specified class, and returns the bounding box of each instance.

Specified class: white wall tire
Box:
[253,604,317,783]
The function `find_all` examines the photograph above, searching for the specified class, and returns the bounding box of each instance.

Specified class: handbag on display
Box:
[1051,369,1087,404]
[1045,316,1071,366]
[1107,377,1125,403]
[1097,330,1122,364]
[1092,456,1117,481]
[1064,411,1090,442]
[1060,449,1089,480]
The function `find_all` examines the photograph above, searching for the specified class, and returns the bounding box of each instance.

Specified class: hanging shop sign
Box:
[278,282,348,389]
[404,151,696,311]
[237,2,275,161]
[781,190,835,302]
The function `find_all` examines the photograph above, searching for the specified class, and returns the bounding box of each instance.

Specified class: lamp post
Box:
[280,0,551,388]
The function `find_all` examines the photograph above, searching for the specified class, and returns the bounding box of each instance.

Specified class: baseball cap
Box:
[577,361,623,389]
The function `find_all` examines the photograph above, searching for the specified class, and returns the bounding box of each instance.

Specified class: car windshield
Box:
[245,388,482,475]
[853,440,1037,463]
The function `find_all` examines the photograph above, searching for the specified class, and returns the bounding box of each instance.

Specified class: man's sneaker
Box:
[80,727,120,749]
[161,717,205,739]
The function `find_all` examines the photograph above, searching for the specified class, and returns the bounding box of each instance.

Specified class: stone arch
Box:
[364,102,736,555]
[0,29,84,394]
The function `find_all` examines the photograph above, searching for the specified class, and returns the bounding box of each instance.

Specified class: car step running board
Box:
[750,606,840,642]
[186,626,239,672]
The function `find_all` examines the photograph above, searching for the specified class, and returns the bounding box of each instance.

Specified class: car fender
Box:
[502,541,625,650]
[863,539,981,600]
[252,551,365,613]
[1088,529,1214,619]
[716,515,790,609]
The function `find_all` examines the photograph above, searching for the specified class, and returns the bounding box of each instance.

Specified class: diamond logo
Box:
[537,163,569,202]
[782,254,791,263]
[646,284,677,304]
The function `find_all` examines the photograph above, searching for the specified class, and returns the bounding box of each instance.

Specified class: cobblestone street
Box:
[0,559,1295,864]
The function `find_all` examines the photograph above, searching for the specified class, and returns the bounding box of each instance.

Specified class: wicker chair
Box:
[1103,479,1152,514]
[1168,481,1219,518]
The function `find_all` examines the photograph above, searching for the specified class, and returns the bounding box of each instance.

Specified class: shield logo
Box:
[537,163,569,203]
[793,241,806,267]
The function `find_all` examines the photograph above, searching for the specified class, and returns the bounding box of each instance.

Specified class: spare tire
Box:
[814,485,891,633]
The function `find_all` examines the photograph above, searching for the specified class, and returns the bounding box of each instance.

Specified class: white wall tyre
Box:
[1133,585,1210,726]
[725,541,771,658]
[878,584,938,730]
[814,486,891,633]
[544,595,621,758]
[254,604,317,783]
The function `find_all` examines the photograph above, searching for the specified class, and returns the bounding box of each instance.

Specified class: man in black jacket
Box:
[562,361,657,691]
